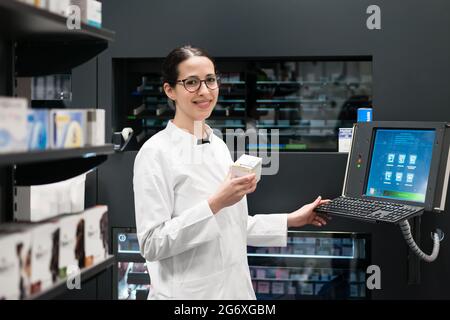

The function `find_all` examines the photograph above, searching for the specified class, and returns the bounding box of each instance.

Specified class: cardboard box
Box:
[86,109,105,146]
[58,213,85,279]
[338,128,353,153]
[50,109,87,148]
[0,224,33,299]
[28,222,60,294]
[14,174,86,222]
[231,154,262,182]
[27,109,49,150]
[0,97,28,153]
[83,205,109,267]
[0,232,22,300]
[71,0,102,28]
[48,0,70,16]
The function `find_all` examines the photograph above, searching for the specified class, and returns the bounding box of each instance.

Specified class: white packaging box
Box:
[0,232,22,300]
[27,109,49,150]
[14,173,86,222]
[86,109,105,146]
[47,0,70,16]
[0,224,33,299]
[58,212,85,279]
[50,109,87,148]
[14,183,58,222]
[71,0,102,27]
[29,221,60,294]
[338,128,353,153]
[83,205,109,267]
[231,154,262,182]
[0,97,28,153]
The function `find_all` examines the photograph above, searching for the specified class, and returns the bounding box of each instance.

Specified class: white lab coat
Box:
[133,120,287,300]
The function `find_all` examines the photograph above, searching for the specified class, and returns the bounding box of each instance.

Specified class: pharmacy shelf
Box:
[0,0,115,76]
[0,144,115,185]
[28,255,115,300]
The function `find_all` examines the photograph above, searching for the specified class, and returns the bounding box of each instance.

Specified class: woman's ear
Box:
[163,83,176,101]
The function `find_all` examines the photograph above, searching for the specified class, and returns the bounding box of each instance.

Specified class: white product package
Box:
[29,221,60,294]
[83,205,109,267]
[0,225,32,300]
[338,128,353,153]
[58,212,85,279]
[14,173,86,222]
[48,0,71,16]
[0,97,28,153]
[86,109,105,146]
[71,0,102,27]
[0,232,23,300]
[231,154,262,182]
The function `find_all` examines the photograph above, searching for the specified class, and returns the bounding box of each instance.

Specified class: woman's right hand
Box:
[208,172,257,214]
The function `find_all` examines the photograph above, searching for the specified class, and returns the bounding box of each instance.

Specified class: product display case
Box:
[112,228,150,300]
[247,231,371,300]
[114,58,372,152]
[112,228,370,300]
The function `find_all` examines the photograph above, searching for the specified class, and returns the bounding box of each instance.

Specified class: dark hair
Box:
[162,45,216,87]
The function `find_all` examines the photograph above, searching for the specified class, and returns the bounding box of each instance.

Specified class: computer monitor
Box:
[343,122,450,212]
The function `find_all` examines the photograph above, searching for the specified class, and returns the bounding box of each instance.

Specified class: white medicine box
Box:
[231,154,262,182]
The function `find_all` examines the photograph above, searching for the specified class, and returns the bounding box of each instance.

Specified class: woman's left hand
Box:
[287,196,331,228]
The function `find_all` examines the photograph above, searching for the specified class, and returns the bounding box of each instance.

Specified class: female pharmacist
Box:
[133,45,330,299]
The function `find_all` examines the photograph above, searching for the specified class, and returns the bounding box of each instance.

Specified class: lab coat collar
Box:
[166,120,214,145]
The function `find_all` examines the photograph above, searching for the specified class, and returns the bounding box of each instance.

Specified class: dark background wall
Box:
[70,0,450,299]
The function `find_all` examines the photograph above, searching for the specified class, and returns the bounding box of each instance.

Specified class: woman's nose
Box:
[197,81,210,95]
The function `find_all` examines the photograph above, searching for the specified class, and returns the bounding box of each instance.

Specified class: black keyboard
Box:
[315,196,424,223]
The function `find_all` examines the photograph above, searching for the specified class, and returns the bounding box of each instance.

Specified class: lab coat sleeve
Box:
[133,148,222,262]
[247,214,288,247]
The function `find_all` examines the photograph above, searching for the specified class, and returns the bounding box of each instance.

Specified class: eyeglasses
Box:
[176,75,220,93]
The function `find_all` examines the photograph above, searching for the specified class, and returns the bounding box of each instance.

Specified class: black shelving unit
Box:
[0,1,116,299]
[28,255,115,300]
[0,0,115,76]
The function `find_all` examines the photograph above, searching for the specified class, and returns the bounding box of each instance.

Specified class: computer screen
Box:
[365,129,436,203]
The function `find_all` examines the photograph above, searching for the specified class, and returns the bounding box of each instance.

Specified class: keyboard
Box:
[315,196,424,223]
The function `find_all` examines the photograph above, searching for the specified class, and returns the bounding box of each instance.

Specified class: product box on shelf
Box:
[86,109,105,146]
[0,224,33,300]
[0,97,28,153]
[83,205,109,267]
[58,212,85,279]
[48,0,71,16]
[50,109,87,148]
[0,231,30,300]
[14,173,86,222]
[27,109,49,151]
[71,0,102,28]
[28,221,60,295]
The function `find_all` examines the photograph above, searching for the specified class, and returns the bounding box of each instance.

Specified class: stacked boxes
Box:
[0,96,106,153]
[0,206,109,299]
